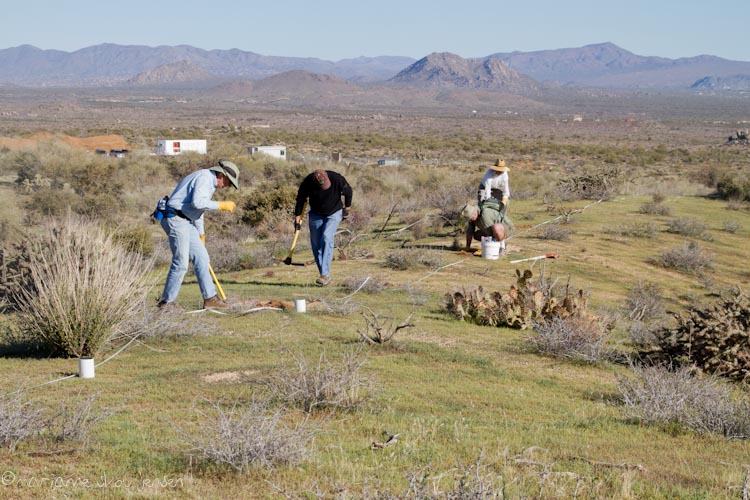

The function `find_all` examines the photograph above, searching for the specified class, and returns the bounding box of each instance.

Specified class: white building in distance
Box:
[248,145,286,160]
[157,139,207,156]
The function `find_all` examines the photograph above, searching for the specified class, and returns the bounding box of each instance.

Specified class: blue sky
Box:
[2,0,747,61]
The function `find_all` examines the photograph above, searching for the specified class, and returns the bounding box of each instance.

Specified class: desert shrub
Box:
[446,269,591,330]
[384,249,442,270]
[550,164,624,201]
[162,152,210,183]
[536,223,572,240]
[526,316,611,363]
[13,151,44,187]
[603,221,658,238]
[638,200,671,216]
[268,350,373,413]
[618,365,750,439]
[624,281,666,323]
[117,301,218,340]
[665,217,710,239]
[176,399,313,472]
[722,220,740,233]
[340,274,388,294]
[46,392,114,444]
[253,207,292,240]
[716,173,750,201]
[358,309,415,344]
[113,224,154,256]
[209,239,276,271]
[240,185,297,226]
[425,178,475,226]
[0,392,43,451]
[408,217,430,240]
[636,288,750,383]
[16,214,153,357]
[650,241,713,274]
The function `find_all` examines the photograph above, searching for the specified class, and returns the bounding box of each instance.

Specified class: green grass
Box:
[1,195,750,499]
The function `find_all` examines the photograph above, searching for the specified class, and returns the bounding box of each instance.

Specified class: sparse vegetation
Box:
[384,248,443,270]
[665,216,710,239]
[268,349,372,412]
[618,365,750,439]
[526,316,611,363]
[175,399,313,472]
[650,240,713,274]
[0,90,749,498]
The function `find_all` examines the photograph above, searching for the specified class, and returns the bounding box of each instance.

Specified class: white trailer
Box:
[248,145,286,160]
[157,139,207,156]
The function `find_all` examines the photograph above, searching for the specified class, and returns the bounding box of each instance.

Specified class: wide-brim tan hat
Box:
[210,160,240,189]
[490,158,509,172]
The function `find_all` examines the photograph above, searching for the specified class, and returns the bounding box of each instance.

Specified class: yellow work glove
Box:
[501,196,508,206]
[218,201,236,212]
[200,234,206,245]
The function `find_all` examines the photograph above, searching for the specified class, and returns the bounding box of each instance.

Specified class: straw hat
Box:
[490,159,509,172]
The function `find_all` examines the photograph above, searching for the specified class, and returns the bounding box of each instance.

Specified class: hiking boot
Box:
[203,295,230,309]
[157,300,183,312]
[315,275,331,287]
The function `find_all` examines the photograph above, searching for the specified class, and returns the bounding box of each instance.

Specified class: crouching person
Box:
[463,200,508,254]
[156,160,240,310]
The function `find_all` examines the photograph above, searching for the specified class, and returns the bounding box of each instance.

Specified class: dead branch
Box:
[358,309,415,344]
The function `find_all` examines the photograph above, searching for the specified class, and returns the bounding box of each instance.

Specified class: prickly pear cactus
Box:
[639,288,750,383]
[445,270,591,330]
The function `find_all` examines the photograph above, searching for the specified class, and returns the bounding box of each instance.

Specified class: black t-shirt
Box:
[295,170,353,216]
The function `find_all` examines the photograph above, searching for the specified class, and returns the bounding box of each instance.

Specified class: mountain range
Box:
[1,42,750,91]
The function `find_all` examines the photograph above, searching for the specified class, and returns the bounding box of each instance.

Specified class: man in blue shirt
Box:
[157,160,239,310]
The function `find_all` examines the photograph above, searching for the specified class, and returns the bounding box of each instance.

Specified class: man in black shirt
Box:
[294,169,353,286]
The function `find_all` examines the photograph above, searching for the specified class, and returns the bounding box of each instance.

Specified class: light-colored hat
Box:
[490,158,509,172]
[210,160,240,189]
[462,203,479,219]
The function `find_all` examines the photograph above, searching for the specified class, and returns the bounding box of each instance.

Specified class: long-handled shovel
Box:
[284,202,306,266]
[208,264,226,300]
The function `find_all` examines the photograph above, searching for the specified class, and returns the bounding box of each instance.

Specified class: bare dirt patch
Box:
[202,370,259,384]
[0,131,130,152]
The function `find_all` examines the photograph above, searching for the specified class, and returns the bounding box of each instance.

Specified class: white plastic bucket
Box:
[294,299,306,313]
[481,239,502,260]
[78,357,95,379]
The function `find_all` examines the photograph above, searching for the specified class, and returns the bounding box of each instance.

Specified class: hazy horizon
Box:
[1,0,748,62]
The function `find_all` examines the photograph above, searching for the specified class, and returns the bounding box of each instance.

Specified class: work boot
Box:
[157,300,183,312]
[315,275,331,287]
[203,295,230,309]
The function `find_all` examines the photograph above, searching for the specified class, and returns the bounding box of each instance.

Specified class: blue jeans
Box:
[160,217,216,303]
[308,209,342,278]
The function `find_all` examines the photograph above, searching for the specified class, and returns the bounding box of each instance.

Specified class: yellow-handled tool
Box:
[208,264,226,300]
[201,234,226,300]
[284,201,307,266]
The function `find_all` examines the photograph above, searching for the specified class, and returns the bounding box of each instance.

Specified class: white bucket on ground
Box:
[78,357,95,379]
[481,239,502,260]
[294,299,306,313]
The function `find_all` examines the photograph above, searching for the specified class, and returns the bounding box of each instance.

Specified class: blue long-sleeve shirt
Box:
[166,169,220,235]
